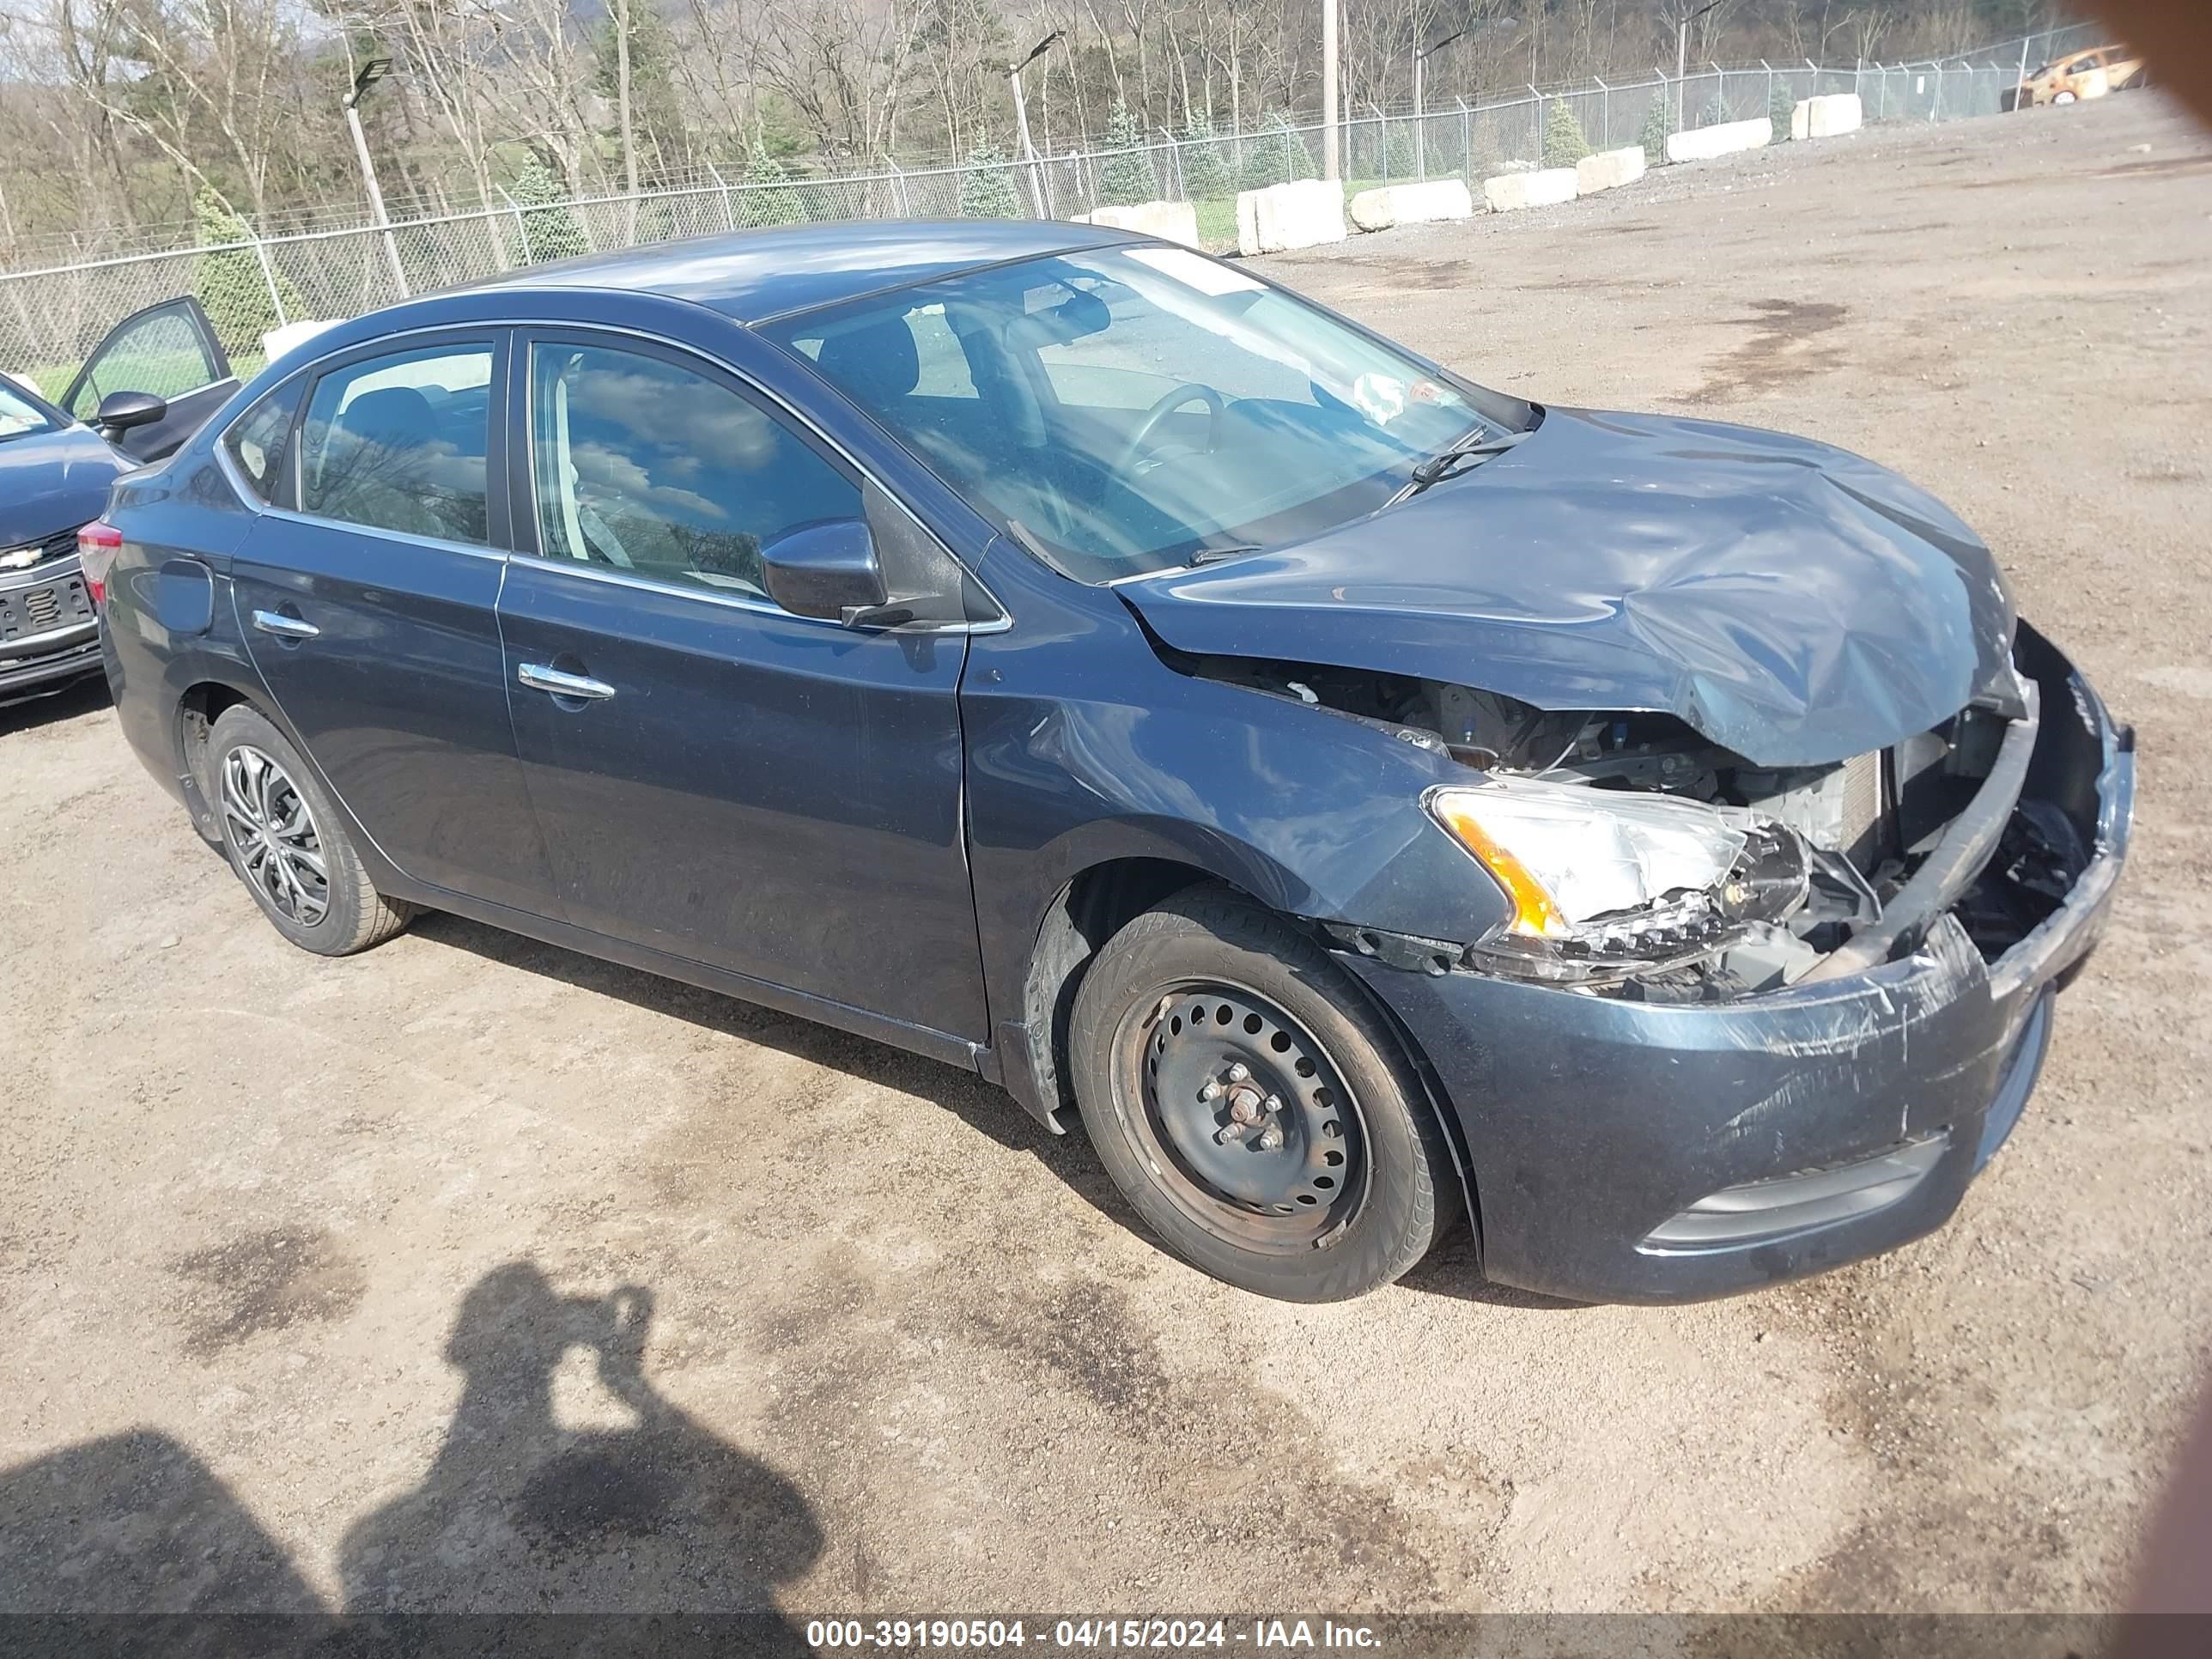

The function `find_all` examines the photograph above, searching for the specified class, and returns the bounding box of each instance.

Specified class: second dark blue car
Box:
[88,221,2131,1304]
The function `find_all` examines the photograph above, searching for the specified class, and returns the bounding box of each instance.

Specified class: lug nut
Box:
[1262,1095,1282,1114]
[1226,1062,1249,1083]
[1199,1079,1221,1101]
[1257,1122,1285,1152]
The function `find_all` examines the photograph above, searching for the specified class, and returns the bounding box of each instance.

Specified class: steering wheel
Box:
[1112,383,1226,478]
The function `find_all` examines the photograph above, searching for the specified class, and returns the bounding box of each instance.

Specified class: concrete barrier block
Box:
[262,319,339,362]
[1074,199,1203,247]
[1346,179,1475,232]
[1574,146,1647,195]
[1790,100,1814,142]
[1808,93,1863,137]
[3,370,45,401]
[1665,117,1773,164]
[1235,179,1346,256]
[1482,167,1579,213]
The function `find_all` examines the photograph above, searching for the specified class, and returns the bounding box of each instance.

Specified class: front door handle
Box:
[517,661,617,702]
[251,608,319,641]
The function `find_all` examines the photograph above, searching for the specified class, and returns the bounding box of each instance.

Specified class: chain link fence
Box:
[0,21,2106,393]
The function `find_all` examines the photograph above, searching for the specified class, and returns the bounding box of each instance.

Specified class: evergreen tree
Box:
[959,145,1023,218]
[1701,94,1730,127]
[1640,93,1674,163]
[1771,83,1798,143]
[1382,125,1417,179]
[190,187,302,356]
[1098,100,1158,206]
[592,3,686,179]
[739,149,804,227]
[1179,114,1231,200]
[1542,101,1592,167]
[509,154,590,264]
[1240,112,1315,189]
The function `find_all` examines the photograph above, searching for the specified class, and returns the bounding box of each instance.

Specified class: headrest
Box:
[814,314,920,408]
[335,385,438,450]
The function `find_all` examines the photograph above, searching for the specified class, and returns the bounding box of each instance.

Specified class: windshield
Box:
[0,381,60,442]
[766,245,1518,581]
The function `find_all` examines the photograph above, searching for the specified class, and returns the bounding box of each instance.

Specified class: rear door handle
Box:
[251,609,319,641]
[517,661,617,702]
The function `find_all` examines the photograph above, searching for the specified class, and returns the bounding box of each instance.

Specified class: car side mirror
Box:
[94,390,167,434]
[761,519,902,627]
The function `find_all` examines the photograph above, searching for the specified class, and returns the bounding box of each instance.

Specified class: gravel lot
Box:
[3,92,2208,1622]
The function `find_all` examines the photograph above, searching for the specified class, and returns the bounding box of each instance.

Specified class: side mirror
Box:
[94,390,167,434]
[761,519,902,626]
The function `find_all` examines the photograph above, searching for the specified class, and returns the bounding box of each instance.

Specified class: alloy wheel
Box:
[1121,981,1370,1252]
[220,744,331,927]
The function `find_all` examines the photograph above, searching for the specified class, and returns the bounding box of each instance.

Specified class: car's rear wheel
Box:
[1068,885,1460,1302]
[208,702,411,956]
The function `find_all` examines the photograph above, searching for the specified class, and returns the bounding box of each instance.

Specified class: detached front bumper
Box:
[1346,624,2134,1304]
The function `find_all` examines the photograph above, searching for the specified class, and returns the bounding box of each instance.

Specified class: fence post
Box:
[1159,127,1183,199]
[706,161,736,230]
[1528,83,1541,161]
[250,234,288,327]
[1457,97,1472,179]
[1595,76,1610,148]
[1933,59,1943,120]
[1762,59,1772,116]
[495,185,532,265]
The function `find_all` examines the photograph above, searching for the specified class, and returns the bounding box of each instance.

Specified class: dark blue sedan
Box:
[88,221,2132,1303]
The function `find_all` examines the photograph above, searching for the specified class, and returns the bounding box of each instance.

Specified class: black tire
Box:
[1068,885,1461,1302]
[207,702,411,957]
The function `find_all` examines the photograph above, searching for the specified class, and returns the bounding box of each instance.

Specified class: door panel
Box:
[230,331,557,913]
[499,566,982,1036]
[231,523,553,910]
[64,297,238,462]
[498,331,985,1040]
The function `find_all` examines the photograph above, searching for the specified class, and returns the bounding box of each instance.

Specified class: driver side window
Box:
[525,341,860,597]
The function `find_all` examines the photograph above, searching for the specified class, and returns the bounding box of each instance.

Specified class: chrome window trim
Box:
[255,501,509,565]
[212,314,1010,629]
[502,544,1008,636]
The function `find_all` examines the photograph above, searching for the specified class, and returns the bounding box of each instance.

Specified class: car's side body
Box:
[2008,42,2148,108]
[94,223,2132,1304]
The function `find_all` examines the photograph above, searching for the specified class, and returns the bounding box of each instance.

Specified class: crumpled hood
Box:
[0,422,129,550]
[1117,407,2016,768]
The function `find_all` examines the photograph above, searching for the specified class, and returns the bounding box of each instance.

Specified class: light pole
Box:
[343,58,409,295]
[1413,27,1467,180]
[1675,0,1723,118]
[1322,0,1340,181]
[1008,31,1063,218]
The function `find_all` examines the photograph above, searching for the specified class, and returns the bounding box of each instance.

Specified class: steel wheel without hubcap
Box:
[1119,981,1370,1253]
[220,744,331,927]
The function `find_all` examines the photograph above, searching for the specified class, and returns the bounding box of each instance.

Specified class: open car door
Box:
[59,296,237,463]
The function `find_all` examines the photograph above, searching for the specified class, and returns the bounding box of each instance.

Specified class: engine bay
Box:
[1175,649,2090,1000]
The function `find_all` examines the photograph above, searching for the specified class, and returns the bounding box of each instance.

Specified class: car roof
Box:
[462,217,1138,325]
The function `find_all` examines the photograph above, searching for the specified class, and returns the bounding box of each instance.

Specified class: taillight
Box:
[78,519,123,605]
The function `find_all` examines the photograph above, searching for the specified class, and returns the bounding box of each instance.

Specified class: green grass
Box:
[1192,179,1396,254]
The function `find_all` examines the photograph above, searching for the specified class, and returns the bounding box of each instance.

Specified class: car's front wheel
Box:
[207,702,412,956]
[1068,886,1461,1302]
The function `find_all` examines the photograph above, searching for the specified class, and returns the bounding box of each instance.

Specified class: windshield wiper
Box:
[1186,543,1264,567]
[1389,427,1530,506]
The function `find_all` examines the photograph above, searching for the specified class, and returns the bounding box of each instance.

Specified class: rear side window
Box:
[525,341,860,596]
[222,382,303,503]
[297,345,494,545]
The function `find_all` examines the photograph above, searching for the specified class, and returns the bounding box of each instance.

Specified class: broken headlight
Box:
[1427,777,1805,980]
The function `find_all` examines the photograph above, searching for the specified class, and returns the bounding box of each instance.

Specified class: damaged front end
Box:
[1176,620,2129,1007]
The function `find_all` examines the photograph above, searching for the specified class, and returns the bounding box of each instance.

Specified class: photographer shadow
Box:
[0,1261,823,1650]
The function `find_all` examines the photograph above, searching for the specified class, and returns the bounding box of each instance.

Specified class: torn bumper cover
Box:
[1340,625,2134,1304]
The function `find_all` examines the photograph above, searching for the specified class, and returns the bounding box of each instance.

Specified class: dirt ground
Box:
[3,94,2209,1622]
